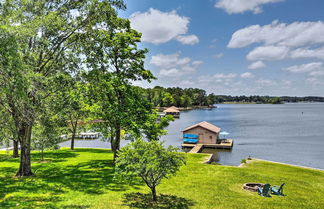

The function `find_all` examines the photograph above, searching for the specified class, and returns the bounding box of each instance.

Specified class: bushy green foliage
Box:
[144,86,217,107]
[142,111,174,141]
[269,97,283,104]
[115,140,186,201]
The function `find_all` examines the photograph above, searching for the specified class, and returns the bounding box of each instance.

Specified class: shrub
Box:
[115,140,186,201]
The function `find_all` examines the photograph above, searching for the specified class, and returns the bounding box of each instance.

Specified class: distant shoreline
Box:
[222,101,324,104]
[156,101,324,111]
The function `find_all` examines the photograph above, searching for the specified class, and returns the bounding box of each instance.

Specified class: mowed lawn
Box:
[1,148,324,209]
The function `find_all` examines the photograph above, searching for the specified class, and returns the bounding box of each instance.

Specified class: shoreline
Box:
[2,146,323,171]
[238,158,324,171]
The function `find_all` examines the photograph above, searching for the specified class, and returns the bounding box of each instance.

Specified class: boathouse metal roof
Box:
[183,121,221,133]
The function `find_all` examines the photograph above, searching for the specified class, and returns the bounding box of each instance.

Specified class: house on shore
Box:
[183,121,221,144]
[163,106,180,118]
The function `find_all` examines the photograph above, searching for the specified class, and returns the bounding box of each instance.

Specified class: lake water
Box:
[59,103,324,169]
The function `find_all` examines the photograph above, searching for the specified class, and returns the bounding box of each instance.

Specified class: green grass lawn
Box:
[1,148,324,209]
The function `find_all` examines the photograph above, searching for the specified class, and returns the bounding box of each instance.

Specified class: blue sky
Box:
[119,0,324,96]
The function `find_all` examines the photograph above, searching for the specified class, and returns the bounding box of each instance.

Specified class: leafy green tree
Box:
[115,140,186,201]
[207,93,217,106]
[32,123,61,161]
[85,22,155,161]
[0,0,125,176]
[180,94,192,108]
[269,97,282,104]
[142,112,174,141]
[0,107,19,157]
[152,86,164,107]
[162,92,175,107]
[60,81,91,150]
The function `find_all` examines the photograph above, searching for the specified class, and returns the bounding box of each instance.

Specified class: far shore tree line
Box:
[140,86,324,107]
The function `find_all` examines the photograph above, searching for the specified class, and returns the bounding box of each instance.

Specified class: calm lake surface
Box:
[59,103,324,169]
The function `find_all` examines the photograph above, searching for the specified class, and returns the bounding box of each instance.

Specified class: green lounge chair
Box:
[257,184,271,197]
[271,183,285,196]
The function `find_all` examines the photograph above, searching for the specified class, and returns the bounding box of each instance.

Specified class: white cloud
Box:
[248,61,266,70]
[256,79,277,86]
[150,53,203,77]
[309,71,324,76]
[198,73,237,85]
[290,47,324,60]
[150,53,191,69]
[306,77,324,86]
[215,0,283,14]
[176,35,199,45]
[306,77,317,83]
[192,60,204,66]
[283,62,323,73]
[247,46,289,61]
[159,68,181,77]
[282,80,292,86]
[213,73,237,79]
[179,80,195,86]
[229,20,324,76]
[240,72,255,78]
[214,53,224,59]
[228,21,324,48]
[130,9,198,45]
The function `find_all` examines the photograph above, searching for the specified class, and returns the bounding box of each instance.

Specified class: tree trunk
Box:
[71,129,76,150]
[151,186,157,201]
[111,138,117,162]
[16,125,33,177]
[113,125,121,162]
[13,139,19,158]
[70,120,78,150]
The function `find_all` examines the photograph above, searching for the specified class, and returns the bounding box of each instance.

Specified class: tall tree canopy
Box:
[0,0,126,176]
[85,27,155,161]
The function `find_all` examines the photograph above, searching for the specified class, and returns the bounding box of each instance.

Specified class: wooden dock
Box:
[182,139,234,153]
[188,144,203,153]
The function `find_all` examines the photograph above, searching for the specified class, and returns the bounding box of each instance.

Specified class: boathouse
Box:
[183,121,221,144]
[163,106,180,118]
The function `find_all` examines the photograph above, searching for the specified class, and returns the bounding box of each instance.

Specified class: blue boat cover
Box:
[183,138,198,144]
[183,133,199,139]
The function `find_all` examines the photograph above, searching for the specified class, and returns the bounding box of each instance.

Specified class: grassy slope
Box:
[0,148,323,209]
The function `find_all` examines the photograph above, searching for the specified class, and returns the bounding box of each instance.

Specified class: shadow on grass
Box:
[0,194,63,208]
[123,192,195,209]
[65,148,113,154]
[31,150,79,163]
[0,149,142,208]
[40,159,142,194]
[0,154,20,163]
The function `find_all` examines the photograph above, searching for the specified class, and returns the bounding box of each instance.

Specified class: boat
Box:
[183,133,199,144]
[183,138,199,144]
[183,133,199,139]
